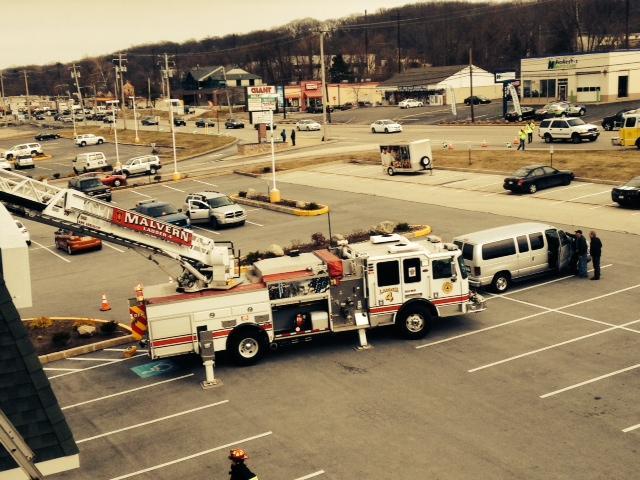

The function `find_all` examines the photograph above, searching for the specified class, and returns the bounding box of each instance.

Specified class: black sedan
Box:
[224,118,245,129]
[173,116,187,126]
[35,131,61,141]
[195,118,215,128]
[505,107,536,122]
[602,109,635,131]
[503,165,574,194]
[611,176,640,207]
[464,95,491,105]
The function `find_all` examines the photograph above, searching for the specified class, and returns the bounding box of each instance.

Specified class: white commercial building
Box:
[521,50,640,104]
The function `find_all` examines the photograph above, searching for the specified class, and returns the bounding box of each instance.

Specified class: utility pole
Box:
[220,66,233,116]
[70,64,83,108]
[625,0,630,49]
[113,53,128,129]
[23,70,31,121]
[147,77,152,108]
[396,11,401,73]
[469,47,475,123]
[319,29,329,141]
[364,10,369,77]
[161,53,180,180]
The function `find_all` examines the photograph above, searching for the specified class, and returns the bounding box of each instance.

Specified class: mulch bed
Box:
[25,319,129,356]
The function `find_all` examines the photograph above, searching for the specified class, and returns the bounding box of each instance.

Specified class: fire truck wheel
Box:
[396,304,431,339]
[228,329,267,366]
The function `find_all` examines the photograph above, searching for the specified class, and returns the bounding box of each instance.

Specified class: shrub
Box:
[52,172,61,179]
[395,222,411,232]
[244,250,263,265]
[52,331,71,347]
[28,317,54,330]
[311,232,327,246]
[306,202,320,210]
[238,191,247,198]
[99,320,118,335]
[262,166,271,173]
[153,175,162,182]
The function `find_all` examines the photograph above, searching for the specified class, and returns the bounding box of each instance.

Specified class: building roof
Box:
[188,66,261,82]
[0,277,78,473]
[380,65,468,87]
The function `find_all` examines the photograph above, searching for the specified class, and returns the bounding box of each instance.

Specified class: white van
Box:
[72,152,110,174]
[380,139,432,176]
[453,222,573,292]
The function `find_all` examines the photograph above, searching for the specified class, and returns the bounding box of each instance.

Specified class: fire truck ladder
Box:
[0,170,238,291]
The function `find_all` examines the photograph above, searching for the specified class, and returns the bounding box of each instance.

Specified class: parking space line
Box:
[468,318,640,373]
[61,373,194,410]
[76,400,229,444]
[588,202,617,210]
[191,179,218,188]
[107,431,273,480]
[246,220,264,227]
[532,183,590,197]
[36,165,52,171]
[129,189,152,198]
[49,353,146,379]
[540,363,640,399]
[566,190,611,201]
[294,471,326,480]
[104,242,126,253]
[30,244,56,251]
[31,240,71,263]
[622,422,640,433]
[631,211,640,216]
[191,225,221,235]
[103,348,128,352]
[43,367,83,372]
[66,357,118,362]
[162,184,186,193]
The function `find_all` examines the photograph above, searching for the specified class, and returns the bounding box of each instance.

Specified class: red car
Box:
[54,229,102,255]
[98,171,127,187]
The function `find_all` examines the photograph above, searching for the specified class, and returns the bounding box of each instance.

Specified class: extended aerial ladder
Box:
[0,169,238,292]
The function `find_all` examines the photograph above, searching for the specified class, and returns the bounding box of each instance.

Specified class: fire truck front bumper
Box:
[467,291,486,313]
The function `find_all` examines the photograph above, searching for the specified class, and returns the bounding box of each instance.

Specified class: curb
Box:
[404,225,432,238]
[228,139,339,162]
[231,195,329,216]
[22,317,135,364]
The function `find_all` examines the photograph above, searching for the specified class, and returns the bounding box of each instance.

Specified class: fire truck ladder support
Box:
[0,170,238,292]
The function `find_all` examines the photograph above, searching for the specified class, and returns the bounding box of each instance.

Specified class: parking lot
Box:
[9,165,637,479]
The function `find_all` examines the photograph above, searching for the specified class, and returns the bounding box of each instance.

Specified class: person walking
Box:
[589,231,602,280]
[290,128,296,146]
[527,120,535,143]
[517,128,526,151]
[572,230,589,278]
[280,129,287,143]
[229,449,258,480]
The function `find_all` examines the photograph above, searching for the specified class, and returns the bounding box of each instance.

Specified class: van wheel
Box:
[491,272,511,293]
[571,133,581,144]
[544,133,552,143]
[73,167,78,174]
[227,329,267,366]
[97,139,104,144]
[396,304,431,339]
[81,141,86,147]
[384,128,389,133]
[5,154,13,160]
[387,167,395,176]
[528,183,537,194]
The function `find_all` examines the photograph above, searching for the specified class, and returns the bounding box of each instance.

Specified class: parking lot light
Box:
[106,100,120,166]
[130,96,139,143]
[168,98,180,180]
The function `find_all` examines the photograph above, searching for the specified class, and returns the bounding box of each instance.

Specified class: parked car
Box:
[54,228,102,255]
[295,119,321,131]
[503,165,574,194]
[183,191,246,228]
[14,155,35,169]
[59,116,74,123]
[611,176,640,207]
[75,133,105,147]
[370,119,402,134]
[505,107,536,122]
[102,116,115,124]
[0,159,11,170]
[538,117,600,143]
[534,102,565,119]
[1,143,43,160]
[121,155,161,177]
[35,131,61,141]
[15,220,30,245]
[34,113,46,120]
[99,171,127,187]
[141,116,159,126]
[561,101,586,116]
[134,199,190,227]
[68,175,112,201]
[173,116,187,126]
[195,118,215,128]
[224,118,245,129]
[602,109,636,131]
[306,104,334,114]
[464,95,491,105]
[398,99,424,109]
[73,152,110,174]
[338,102,354,110]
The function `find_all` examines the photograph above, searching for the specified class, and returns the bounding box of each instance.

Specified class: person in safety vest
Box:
[527,120,535,143]
[229,449,259,480]
[517,128,527,151]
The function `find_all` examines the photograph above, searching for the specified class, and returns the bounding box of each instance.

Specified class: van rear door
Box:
[545,229,572,271]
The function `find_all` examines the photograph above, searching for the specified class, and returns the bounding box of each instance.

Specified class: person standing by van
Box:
[589,231,602,280]
[517,128,527,151]
[572,230,589,278]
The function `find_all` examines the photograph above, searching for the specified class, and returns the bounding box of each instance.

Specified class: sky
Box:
[0,0,444,69]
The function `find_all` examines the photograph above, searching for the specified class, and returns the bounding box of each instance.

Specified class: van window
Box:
[540,120,551,128]
[517,235,529,252]
[482,239,516,260]
[403,258,421,284]
[529,233,544,250]
[462,243,474,261]
[625,117,636,128]
[376,260,399,287]
[432,259,453,279]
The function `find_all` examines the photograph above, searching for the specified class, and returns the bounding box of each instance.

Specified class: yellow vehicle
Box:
[614,112,640,148]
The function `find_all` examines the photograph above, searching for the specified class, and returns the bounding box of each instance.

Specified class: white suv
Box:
[75,134,105,147]
[1,143,43,160]
[121,155,162,177]
[538,117,599,144]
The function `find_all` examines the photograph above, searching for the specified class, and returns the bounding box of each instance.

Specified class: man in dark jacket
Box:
[574,230,589,278]
[589,230,602,280]
[229,449,258,480]
[290,128,296,146]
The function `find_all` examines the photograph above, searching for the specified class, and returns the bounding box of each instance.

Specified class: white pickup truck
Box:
[120,155,162,177]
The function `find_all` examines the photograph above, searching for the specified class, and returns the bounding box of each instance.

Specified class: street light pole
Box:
[319,29,329,141]
[268,108,280,203]
[130,96,139,143]
[107,100,120,168]
[168,98,179,180]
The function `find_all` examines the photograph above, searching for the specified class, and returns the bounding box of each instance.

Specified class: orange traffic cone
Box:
[481,139,488,148]
[100,294,112,312]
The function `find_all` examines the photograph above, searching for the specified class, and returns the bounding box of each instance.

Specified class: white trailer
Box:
[380,139,433,176]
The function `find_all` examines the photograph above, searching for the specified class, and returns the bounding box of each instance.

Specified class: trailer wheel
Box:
[420,156,431,168]
[387,167,394,176]
[396,303,432,340]
[227,329,267,366]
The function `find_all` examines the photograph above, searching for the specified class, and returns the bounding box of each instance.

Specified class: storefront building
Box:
[284,81,384,110]
[521,50,640,104]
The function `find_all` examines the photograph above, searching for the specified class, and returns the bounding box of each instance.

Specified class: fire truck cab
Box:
[141,233,484,365]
